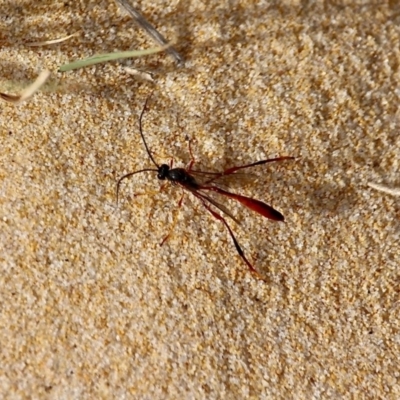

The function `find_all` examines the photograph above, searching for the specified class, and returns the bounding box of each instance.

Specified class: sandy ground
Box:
[0,0,399,398]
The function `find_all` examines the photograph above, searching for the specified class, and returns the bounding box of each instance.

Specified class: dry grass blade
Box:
[114,0,184,66]
[58,45,169,72]
[0,70,51,104]
[368,182,400,197]
[26,32,80,47]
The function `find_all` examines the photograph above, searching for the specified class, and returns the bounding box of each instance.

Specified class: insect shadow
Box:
[117,97,295,280]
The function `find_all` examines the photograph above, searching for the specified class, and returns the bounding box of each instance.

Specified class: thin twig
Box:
[0,70,50,104]
[368,182,400,197]
[26,32,80,46]
[114,0,184,66]
[123,66,155,82]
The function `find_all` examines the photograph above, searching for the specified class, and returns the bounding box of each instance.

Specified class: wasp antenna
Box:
[139,95,159,168]
[116,168,158,206]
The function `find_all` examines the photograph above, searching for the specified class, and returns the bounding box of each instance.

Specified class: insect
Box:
[117,98,294,280]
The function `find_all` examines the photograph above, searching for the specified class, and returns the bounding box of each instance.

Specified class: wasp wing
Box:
[179,184,241,225]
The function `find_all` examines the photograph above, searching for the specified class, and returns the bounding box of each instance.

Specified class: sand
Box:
[0,1,399,398]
